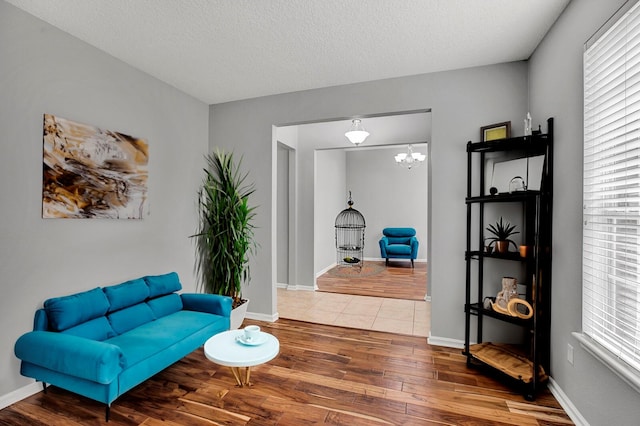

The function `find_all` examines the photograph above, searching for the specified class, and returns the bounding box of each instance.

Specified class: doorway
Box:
[273,111,431,334]
[273,110,431,336]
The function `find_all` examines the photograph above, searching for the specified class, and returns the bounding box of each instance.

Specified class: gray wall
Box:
[210,61,528,341]
[529,0,640,424]
[0,1,209,397]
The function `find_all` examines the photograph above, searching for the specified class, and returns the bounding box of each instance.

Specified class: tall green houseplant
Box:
[193,149,257,308]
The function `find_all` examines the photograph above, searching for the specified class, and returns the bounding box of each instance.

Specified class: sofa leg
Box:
[105,405,111,422]
[385,258,389,266]
[42,382,47,394]
[411,259,414,268]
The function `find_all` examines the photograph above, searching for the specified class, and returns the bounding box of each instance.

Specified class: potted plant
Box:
[486,217,519,254]
[192,149,257,329]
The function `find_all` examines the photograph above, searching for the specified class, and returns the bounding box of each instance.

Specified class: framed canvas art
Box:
[42,114,149,219]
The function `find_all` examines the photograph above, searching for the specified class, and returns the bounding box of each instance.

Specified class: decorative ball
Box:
[490,187,498,195]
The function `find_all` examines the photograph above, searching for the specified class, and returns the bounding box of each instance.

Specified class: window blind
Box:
[584,0,640,374]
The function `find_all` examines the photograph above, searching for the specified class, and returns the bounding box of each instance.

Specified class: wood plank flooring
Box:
[0,319,572,425]
[317,261,426,301]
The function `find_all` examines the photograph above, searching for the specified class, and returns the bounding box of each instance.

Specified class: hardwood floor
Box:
[317,260,426,301]
[0,319,572,425]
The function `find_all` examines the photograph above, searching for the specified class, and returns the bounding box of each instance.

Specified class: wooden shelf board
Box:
[468,342,546,384]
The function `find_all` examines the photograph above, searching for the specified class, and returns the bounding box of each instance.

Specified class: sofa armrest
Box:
[409,236,420,258]
[379,237,389,257]
[181,293,232,318]
[14,331,123,384]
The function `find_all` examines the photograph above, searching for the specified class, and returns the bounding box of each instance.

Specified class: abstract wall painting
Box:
[42,114,149,219]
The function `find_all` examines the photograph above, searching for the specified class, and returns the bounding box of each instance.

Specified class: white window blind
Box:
[584,0,640,374]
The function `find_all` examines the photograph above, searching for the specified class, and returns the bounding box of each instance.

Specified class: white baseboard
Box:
[0,381,41,410]
[276,283,315,291]
[315,262,337,278]
[548,377,589,426]
[364,257,427,263]
[427,334,466,349]
[246,311,278,323]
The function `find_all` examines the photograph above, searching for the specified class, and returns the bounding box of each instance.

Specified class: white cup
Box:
[244,325,260,341]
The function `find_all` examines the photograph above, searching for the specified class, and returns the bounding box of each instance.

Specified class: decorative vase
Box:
[495,240,509,254]
[230,299,249,330]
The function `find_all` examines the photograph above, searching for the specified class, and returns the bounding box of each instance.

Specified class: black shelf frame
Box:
[465,302,534,326]
[463,117,553,400]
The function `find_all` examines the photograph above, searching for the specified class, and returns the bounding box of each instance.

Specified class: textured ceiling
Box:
[6,0,570,105]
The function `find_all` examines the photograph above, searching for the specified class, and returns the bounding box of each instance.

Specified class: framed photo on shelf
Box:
[481,121,511,142]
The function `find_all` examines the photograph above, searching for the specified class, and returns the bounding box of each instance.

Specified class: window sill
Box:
[572,332,640,394]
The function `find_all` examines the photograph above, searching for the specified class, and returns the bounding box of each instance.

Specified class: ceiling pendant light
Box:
[395,145,426,169]
[345,119,369,146]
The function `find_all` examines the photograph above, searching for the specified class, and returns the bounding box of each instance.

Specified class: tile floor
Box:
[277,287,431,337]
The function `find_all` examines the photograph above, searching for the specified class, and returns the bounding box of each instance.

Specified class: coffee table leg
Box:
[244,367,251,385]
[230,367,243,386]
[229,367,253,387]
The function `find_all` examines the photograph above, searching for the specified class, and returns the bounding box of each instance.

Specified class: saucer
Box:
[235,333,267,346]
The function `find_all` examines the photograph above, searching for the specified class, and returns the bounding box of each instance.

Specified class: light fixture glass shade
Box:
[395,145,426,169]
[394,153,407,162]
[345,119,369,145]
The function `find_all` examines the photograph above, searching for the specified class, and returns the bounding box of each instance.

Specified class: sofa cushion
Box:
[386,244,412,255]
[103,278,149,313]
[147,294,183,318]
[144,272,182,298]
[61,316,116,341]
[107,303,155,335]
[387,236,412,245]
[105,310,225,369]
[44,287,110,331]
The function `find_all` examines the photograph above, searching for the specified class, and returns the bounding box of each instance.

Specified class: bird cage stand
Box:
[335,192,366,270]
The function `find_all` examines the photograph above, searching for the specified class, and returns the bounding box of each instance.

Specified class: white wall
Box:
[529,0,640,424]
[210,61,529,341]
[314,150,347,274]
[0,1,209,398]
[346,145,428,261]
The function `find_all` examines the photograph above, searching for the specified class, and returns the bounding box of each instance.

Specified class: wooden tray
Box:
[468,342,547,384]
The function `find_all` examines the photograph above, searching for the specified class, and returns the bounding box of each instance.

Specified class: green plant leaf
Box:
[486,216,519,241]
[191,149,258,300]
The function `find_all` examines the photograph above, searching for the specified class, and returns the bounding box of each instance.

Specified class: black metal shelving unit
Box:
[463,118,553,400]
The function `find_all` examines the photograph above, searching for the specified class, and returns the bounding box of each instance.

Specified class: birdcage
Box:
[335,192,366,268]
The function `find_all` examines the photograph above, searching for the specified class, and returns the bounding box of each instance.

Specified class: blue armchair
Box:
[379,227,419,267]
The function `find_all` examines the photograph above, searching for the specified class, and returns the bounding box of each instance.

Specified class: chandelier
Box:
[394,145,426,169]
[345,119,369,145]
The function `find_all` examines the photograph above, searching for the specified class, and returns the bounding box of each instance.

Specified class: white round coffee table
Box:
[204,329,279,387]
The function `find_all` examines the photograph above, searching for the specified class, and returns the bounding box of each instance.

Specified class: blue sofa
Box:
[379,227,419,267]
[14,272,231,421]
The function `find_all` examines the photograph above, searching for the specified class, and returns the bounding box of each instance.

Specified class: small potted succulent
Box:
[486,217,519,254]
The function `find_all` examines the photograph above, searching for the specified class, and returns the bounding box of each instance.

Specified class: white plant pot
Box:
[230,299,249,330]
